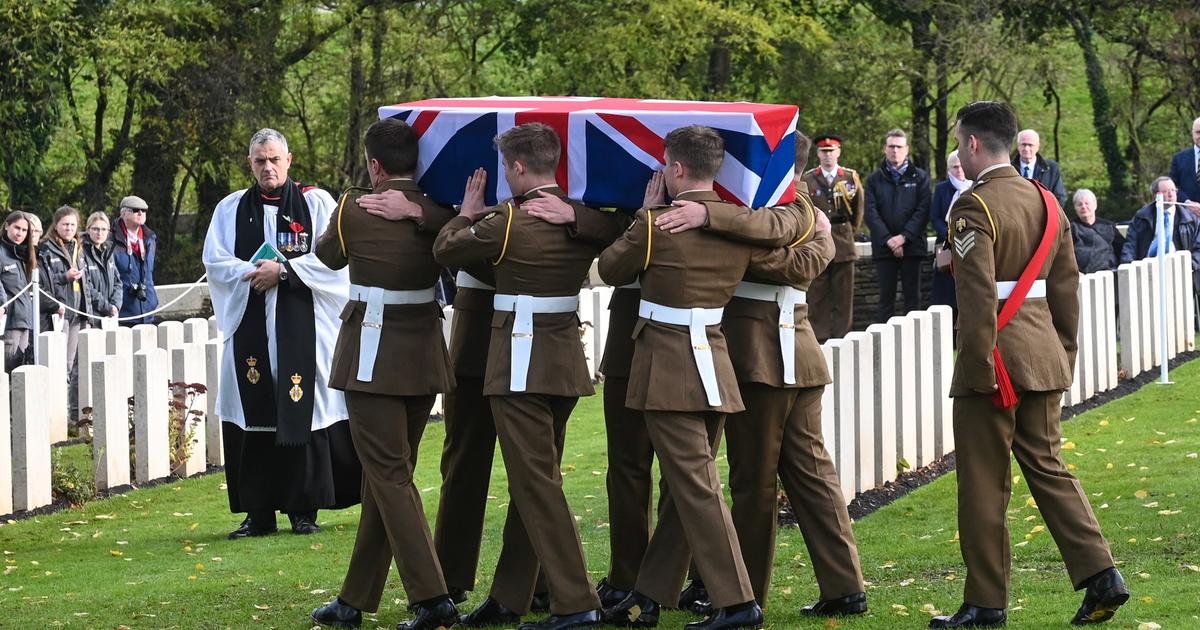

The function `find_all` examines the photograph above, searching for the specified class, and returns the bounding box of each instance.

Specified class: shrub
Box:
[51,451,96,507]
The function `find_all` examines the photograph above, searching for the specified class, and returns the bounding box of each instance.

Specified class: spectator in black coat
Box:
[1120,177,1200,297]
[1012,129,1068,207]
[865,128,930,321]
[0,212,36,370]
[1070,189,1125,273]
[82,212,123,320]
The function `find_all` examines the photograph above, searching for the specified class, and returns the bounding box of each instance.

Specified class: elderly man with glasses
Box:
[112,195,159,325]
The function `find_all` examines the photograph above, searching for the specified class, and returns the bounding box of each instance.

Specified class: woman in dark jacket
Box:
[0,212,35,370]
[1071,188,1125,273]
[82,212,122,320]
[39,206,91,422]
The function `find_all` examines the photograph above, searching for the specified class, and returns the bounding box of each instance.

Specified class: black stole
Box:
[231,179,318,446]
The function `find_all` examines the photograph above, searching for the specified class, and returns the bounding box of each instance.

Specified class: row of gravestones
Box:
[1,319,221,515]
[1115,251,1196,380]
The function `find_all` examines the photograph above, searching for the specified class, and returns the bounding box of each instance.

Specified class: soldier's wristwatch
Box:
[278,265,289,282]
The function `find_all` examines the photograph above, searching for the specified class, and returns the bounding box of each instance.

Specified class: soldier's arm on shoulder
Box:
[417,199,457,233]
[569,203,631,246]
[948,192,1000,392]
[701,201,799,247]
[598,209,651,287]
[433,205,507,268]
[1047,209,1081,368]
[314,190,357,270]
[747,229,834,286]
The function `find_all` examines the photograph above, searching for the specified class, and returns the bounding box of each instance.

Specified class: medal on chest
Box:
[279,215,309,253]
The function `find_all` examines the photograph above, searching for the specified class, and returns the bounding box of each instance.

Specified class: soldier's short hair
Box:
[795,131,812,172]
[364,118,419,176]
[884,128,907,145]
[664,125,725,180]
[249,128,289,155]
[955,101,1018,155]
[496,123,561,175]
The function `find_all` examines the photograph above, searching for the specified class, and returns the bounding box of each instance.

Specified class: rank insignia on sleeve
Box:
[954,229,976,259]
[289,373,304,402]
[955,217,967,233]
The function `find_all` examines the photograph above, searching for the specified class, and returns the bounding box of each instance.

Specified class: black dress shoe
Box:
[398,596,459,630]
[227,515,277,540]
[800,592,868,616]
[530,591,551,613]
[596,577,631,609]
[1071,567,1129,625]
[602,591,660,627]
[684,602,764,630]
[517,608,601,630]
[289,511,321,534]
[929,604,1007,628]
[448,587,469,604]
[311,596,363,628]
[677,579,708,611]
[459,596,521,627]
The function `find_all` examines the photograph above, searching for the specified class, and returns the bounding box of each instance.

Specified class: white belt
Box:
[456,270,495,291]
[349,284,437,382]
[733,281,806,385]
[996,279,1046,300]
[493,293,580,392]
[638,299,725,406]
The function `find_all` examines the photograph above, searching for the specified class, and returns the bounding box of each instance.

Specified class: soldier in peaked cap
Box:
[801,134,864,341]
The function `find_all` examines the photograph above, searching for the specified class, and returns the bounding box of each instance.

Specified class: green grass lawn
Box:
[3,360,1199,629]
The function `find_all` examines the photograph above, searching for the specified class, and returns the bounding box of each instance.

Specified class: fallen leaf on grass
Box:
[899,578,914,587]
[254,604,271,610]
[110,550,123,557]
[1138,622,1161,630]
[1141,596,1154,604]
[94,514,116,520]
[1135,490,1149,499]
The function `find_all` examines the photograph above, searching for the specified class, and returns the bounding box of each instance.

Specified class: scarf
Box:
[886,159,910,182]
[122,223,144,258]
[946,175,973,222]
[231,178,318,447]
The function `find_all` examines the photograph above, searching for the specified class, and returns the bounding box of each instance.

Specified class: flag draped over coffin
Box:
[377,96,799,210]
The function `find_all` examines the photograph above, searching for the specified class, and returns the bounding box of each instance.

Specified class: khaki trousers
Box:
[726,384,863,605]
[635,411,753,609]
[339,392,446,611]
[954,391,1115,609]
[602,376,655,590]
[490,394,600,615]
[433,376,497,592]
[807,260,854,341]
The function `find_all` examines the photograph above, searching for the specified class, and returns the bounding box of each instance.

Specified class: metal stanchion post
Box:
[1155,193,1172,385]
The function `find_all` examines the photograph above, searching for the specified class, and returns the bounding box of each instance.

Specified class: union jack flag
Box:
[377,96,799,210]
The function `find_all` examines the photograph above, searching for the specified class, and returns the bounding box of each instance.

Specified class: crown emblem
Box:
[288,373,304,402]
[245,356,261,385]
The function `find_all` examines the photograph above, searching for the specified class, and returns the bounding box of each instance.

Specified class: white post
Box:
[204,339,224,466]
[92,356,131,490]
[1185,256,1197,350]
[131,323,158,354]
[820,343,838,473]
[105,326,134,362]
[844,331,875,494]
[1093,272,1110,392]
[828,339,856,504]
[910,311,936,467]
[183,317,209,344]
[866,323,898,485]
[207,315,220,340]
[888,316,917,471]
[592,286,613,376]
[1102,271,1118,388]
[928,305,955,457]
[1141,260,1157,371]
[0,372,11,515]
[134,347,170,483]
[11,365,51,511]
[36,331,69,443]
[1117,264,1140,378]
[76,329,108,416]
[1078,274,1095,400]
[172,343,207,476]
[1155,194,1171,383]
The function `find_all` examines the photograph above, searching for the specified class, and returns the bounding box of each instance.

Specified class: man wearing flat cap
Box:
[112,195,159,325]
[801,135,864,341]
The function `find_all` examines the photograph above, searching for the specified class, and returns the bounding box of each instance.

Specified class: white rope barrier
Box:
[34,273,209,323]
[0,281,35,310]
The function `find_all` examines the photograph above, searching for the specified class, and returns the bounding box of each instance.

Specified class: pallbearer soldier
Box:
[932,101,1127,628]
[435,122,626,630]
[309,119,459,630]
[598,125,829,630]
[801,134,863,341]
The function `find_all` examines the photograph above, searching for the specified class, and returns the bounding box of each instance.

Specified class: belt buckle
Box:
[512,332,533,338]
[692,343,710,351]
[361,321,382,329]
[779,323,794,329]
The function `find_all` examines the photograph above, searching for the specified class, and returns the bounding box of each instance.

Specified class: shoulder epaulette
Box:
[802,168,819,177]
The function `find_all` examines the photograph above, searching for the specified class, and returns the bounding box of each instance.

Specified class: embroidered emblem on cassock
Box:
[289,373,304,402]
[954,230,976,259]
[245,356,261,385]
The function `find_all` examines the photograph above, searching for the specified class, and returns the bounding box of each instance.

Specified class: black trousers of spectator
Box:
[875,256,922,322]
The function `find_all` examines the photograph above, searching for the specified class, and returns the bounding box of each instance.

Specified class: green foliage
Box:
[51,449,97,507]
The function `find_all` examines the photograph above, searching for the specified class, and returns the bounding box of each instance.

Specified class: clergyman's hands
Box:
[243,260,282,292]
[459,168,489,222]
[359,189,423,221]
[523,191,576,225]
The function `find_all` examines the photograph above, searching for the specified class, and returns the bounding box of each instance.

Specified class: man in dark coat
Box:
[864,128,931,322]
[1011,129,1067,207]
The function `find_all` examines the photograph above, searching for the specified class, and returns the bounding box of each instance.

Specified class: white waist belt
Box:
[996,279,1046,300]
[349,284,437,382]
[733,281,806,385]
[493,293,580,392]
[638,299,725,406]
[456,270,495,291]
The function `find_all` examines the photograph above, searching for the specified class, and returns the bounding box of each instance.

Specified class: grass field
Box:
[2,360,1198,629]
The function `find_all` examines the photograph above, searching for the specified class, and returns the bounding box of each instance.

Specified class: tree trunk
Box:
[706,40,731,97]
[1068,9,1130,205]
[342,19,368,188]
[933,54,950,181]
[908,11,934,170]
[130,85,180,254]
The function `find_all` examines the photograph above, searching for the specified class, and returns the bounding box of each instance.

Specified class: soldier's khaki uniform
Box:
[715,188,864,605]
[597,189,826,610]
[314,178,455,611]
[802,167,864,340]
[949,164,1115,609]
[434,185,625,615]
